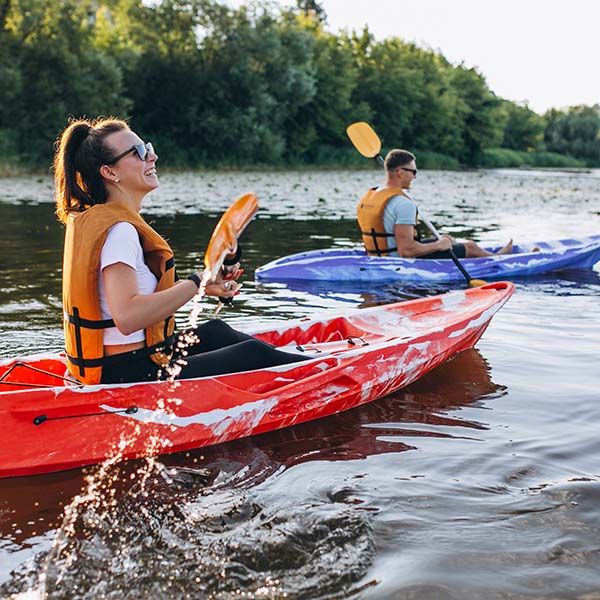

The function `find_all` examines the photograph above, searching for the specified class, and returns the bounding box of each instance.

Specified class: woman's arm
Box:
[103,263,237,335]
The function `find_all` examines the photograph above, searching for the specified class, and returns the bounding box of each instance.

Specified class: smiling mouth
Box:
[144,168,156,176]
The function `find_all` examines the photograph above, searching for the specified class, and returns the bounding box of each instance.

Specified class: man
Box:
[356,149,513,258]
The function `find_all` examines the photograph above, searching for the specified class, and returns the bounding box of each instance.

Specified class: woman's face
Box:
[104,129,159,195]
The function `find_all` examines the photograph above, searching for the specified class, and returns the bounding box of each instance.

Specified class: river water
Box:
[0,168,599,599]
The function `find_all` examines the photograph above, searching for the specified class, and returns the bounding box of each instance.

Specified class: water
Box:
[0,168,599,599]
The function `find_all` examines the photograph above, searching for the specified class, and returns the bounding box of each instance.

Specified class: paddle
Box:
[346,121,485,287]
[203,193,259,311]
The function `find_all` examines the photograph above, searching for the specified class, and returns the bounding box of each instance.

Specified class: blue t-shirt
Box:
[381,192,417,257]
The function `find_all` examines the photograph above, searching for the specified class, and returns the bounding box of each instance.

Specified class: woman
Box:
[54,117,306,385]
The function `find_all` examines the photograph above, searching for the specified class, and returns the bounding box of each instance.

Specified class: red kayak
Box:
[0,282,514,478]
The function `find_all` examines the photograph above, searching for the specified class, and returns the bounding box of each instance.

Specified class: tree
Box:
[348,35,469,159]
[544,105,600,162]
[501,101,545,151]
[450,66,505,165]
[0,0,11,30]
[296,0,326,23]
[0,0,129,164]
[281,16,370,159]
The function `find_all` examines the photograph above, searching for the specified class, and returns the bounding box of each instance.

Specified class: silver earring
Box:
[115,178,120,183]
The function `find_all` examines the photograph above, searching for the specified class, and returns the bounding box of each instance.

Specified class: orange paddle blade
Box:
[346,122,382,158]
[204,193,259,280]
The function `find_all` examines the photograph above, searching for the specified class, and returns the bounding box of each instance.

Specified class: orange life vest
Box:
[356,187,415,256]
[62,202,176,384]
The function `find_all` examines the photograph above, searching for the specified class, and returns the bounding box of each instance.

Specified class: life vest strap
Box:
[66,304,176,376]
[66,335,176,370]
[365,247,397,256]
[360,230,395,238]
[65,312,115,329]
[363,228,397,257]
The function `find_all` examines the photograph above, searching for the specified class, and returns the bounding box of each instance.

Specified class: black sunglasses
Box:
[107,142,154,165]
[399,167,417,176]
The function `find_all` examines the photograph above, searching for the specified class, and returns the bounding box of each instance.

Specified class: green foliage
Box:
[0,0,596,170]
[501,101,545,151]
[527,152,586,168]
[1,0,130,165]
[544,105,600,163]
[0,128,22,175]
[411,150,461,170]
[286,21,370,160]
[480,148,525,168]
[450,66,505,165]
[481,148,585,169]
[296,0,326,23]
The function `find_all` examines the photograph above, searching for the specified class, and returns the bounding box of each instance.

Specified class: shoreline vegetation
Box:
[0,148,590,179]
[1,1,598,176]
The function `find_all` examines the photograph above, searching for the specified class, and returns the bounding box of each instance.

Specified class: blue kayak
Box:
[255,235,600,283]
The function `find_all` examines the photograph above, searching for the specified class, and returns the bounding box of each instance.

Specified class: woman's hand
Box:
[204,278,241,298]
[200,265,241,297]
[221,262,243,281]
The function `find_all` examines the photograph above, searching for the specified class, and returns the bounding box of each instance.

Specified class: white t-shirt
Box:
[98,222,158,345]
[375,188,418,257]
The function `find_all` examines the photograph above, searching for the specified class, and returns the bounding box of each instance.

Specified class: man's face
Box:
[396,160,418,189]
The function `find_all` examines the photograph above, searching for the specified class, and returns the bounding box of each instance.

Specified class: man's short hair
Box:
[384,149,416,172]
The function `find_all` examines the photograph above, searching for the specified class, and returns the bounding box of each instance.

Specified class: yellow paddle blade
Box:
[204,193,259,280]
[346,122,382,158]
[469,279,488,287]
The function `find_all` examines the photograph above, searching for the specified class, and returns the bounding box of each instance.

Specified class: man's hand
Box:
[437,235,453,251]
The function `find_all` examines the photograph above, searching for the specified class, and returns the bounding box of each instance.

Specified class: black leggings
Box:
[100,320,308,384]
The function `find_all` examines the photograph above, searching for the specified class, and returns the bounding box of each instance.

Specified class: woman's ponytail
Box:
[54,117,128,224]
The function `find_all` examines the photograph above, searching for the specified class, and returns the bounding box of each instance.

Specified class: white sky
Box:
[227,0,599,114]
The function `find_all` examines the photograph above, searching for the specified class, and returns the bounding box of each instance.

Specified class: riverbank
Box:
[0,146,591,178]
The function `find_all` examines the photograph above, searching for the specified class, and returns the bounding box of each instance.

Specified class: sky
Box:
[227,0,599,114]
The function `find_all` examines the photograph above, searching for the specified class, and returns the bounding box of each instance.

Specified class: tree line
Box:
[1,0,598,171]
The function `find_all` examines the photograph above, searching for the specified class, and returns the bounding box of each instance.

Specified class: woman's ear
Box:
[99,164,119,183]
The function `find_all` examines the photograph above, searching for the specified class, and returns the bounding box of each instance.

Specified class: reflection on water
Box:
[1,169,600,598]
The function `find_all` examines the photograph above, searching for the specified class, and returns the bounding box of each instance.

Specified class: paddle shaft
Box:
[420,216,474,283]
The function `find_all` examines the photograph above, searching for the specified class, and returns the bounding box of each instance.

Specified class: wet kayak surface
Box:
[1,168,599,598]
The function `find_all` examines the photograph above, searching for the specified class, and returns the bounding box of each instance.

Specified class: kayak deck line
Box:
[0,361,82,389]
[32,405,139,426]
[0,281,515,478]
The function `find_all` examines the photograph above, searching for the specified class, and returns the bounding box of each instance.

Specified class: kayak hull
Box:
[255,236,600,283]
[0,282,514,478]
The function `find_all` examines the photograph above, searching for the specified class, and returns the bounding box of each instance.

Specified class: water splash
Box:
[3,457,378,599]
[186,267,213,330]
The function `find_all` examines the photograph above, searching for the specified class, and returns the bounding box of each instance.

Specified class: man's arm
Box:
[394,224,453,258]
